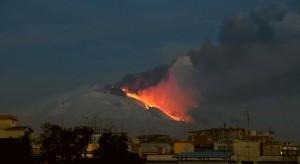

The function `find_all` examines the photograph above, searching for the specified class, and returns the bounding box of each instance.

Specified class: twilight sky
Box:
[0,0,277,109]
[1,0,300,142]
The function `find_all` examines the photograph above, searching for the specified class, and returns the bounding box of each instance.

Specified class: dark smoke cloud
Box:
[105,64,169,94]
[109,5,300,108]
[188,6,300,104]
[187,6,300,142]
[111,5,300,101]
[108,5,300,142]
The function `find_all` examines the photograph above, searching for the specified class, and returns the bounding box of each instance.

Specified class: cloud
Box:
[188,6,300,101]
[185,6,300,143]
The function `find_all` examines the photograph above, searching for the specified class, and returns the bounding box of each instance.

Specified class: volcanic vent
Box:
[105,56,199,123]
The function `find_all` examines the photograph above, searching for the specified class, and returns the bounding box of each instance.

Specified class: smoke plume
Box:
[107,5,300,136]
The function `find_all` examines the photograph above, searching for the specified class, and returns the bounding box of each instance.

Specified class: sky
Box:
[0,0,277,109]
[1,0,300,142]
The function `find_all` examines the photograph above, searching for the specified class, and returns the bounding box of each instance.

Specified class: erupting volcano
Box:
[120,69,198,123]
[105,56,199,123]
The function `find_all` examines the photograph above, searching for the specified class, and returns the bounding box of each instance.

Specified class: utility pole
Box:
[246,111,250,163]
[61,98,65,128]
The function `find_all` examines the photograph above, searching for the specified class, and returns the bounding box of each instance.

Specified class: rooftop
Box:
[174,151,233,159]
[189,128,246,133]
[0,115,18,121]
[5,127,33,132]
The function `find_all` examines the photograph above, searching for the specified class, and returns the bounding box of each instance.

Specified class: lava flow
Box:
[121,70,198,123]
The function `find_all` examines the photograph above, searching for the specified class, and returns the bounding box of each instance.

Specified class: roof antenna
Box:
[246,111,250,137]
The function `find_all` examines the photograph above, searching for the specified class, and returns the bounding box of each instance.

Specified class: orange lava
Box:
[121,70,197,123]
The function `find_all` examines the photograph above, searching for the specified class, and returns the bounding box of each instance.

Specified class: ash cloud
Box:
[105,65,169,94]
[187,6,300,142]
[106,5,300,142]
[188,6,300,103]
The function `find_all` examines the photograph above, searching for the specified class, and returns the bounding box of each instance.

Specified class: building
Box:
[31,135,42,156]
[139,142,172,156]
[138,134,173,144]
[146,151,233,164]
[0,115,17,129]
[144,127,298,164]
[84,133,101,157]
[232,140,261,164]
[0,115,33,138]
[262,142,299,157]
[174,151,233,164]
[0,115,34,163]
[188,128,247,144]
[248,130,273,143]
[188,128,274,152]
[84,143,99,158]
[262,142,282,156]
[280,142,299,157]
[188,128,247,151]
[214,142,231,152]
[188,133,214,151]
[83,131,129,158]
[174,141,194,154]
[136,135,173,157]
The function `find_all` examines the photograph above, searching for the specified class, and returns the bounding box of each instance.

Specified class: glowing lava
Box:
[121,70,198,123]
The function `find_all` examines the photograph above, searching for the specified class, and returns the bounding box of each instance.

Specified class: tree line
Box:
[0,123,143,164]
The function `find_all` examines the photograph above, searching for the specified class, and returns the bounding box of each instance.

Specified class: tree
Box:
[94,132,143,164]
[20,130,33,162]
[40,123,93,163]
[0,131,33,163]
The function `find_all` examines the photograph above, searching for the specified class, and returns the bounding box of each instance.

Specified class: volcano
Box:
[15,86,189,137]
